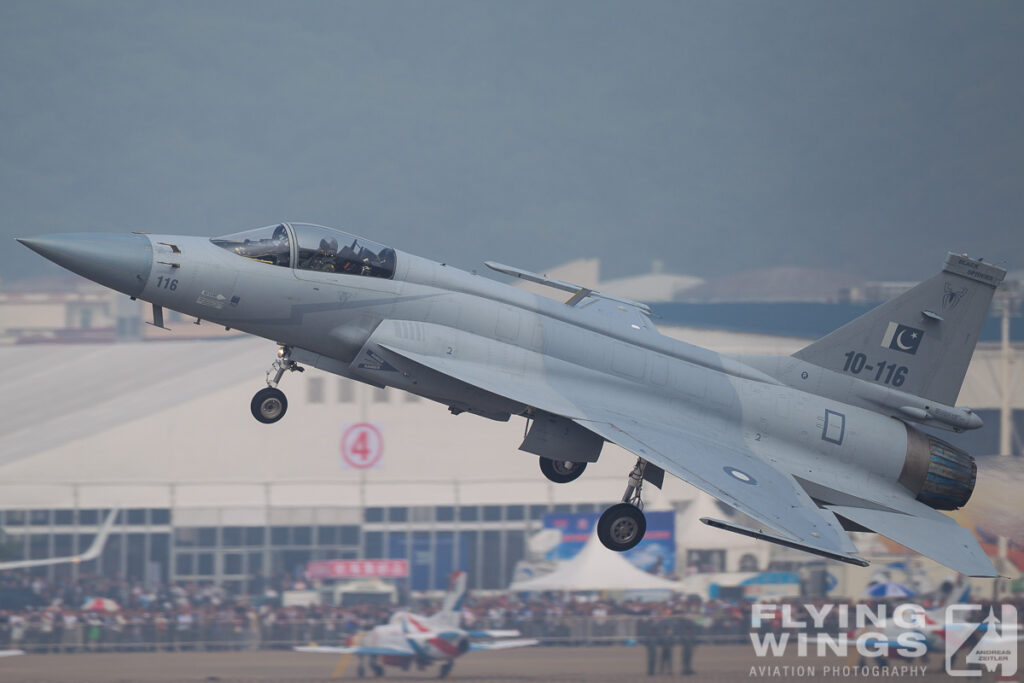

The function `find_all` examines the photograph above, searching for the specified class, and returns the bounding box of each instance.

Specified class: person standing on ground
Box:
[638,616,657,676]
[678,616,697,676]
[658,618,674,674]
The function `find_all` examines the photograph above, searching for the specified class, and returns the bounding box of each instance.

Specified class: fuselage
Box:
[121,224,917,513]
[364,612,468,662]
[16,224,949,516]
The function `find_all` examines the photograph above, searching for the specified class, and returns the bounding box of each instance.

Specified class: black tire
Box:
[597,503,647,551]
[539,457,587,484]
[251,387,288,424]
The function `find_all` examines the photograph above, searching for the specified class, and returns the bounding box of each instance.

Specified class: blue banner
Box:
[543,511,675,576]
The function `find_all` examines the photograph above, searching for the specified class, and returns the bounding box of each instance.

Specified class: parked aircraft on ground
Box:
[17,224,1008,576]
[296,571,535,678]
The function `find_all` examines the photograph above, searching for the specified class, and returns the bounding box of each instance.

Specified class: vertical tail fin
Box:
[426,571,467,630]
[793,253,1005,405]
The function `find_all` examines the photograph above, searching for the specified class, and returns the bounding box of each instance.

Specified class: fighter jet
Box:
[295,571,536,678]
[16,224,1007,576]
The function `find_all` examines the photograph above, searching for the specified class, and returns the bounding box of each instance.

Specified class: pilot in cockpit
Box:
[336,240,363,274]
[305,238,338,272]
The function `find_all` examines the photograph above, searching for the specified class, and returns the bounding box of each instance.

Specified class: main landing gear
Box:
[438,661,454,679]
[250,346,303,424]
[356,655,383,678]
[597,458,648,552]
[539,457,587,483]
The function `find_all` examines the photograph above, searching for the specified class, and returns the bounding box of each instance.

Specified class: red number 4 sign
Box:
[341,423,384,469]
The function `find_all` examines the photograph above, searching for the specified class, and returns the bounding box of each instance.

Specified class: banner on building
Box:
[307,559,409,579]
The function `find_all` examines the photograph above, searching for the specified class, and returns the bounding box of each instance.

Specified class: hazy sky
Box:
[2,1,1022,284]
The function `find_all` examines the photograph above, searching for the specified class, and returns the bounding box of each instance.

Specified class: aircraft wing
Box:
[294,645,413,657]
[589,413,998,575]
[468,638,539,651]
[374,332,864,565]
[372,324,989,572]
[577,415,867,566]
[467,629,523,638]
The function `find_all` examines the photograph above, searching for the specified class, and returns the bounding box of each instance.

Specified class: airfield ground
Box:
[3,645,1014,682]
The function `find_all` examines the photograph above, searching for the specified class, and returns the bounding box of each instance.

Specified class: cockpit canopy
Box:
[211,223,396,279]
[211,224,292,266]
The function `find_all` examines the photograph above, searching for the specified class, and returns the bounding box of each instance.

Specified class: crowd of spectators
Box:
[1,570,1020,656]
[0,570,390,654]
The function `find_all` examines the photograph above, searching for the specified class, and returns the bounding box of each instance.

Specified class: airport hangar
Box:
[0,269,1021,598]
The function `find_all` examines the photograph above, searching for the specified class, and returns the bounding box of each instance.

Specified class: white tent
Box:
[508,529,684,592]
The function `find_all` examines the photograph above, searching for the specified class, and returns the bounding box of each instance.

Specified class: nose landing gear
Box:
[250,346,303,424]
[597,458,648,552]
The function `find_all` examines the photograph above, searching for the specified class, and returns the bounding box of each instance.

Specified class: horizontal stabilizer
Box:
[700,517,869,567]
[825,505,998,577]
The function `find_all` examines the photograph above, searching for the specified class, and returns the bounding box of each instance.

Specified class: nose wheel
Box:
[539,457,587,483]
[250,345,303,424]
[597,458,649,552]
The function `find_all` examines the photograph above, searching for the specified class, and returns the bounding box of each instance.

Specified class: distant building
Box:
[675,266,863,304]
[510,258,703,304]
[847,281,917,303]
[0,278,240,344]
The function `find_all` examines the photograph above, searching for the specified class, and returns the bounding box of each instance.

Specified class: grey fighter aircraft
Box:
[17,224,1007,576]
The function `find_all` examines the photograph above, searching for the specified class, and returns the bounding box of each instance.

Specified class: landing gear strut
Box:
[539,457,587,484]
[438,661,454,679]
[250,346,303,424]
[597,458,648,552]
[370,658,384,677]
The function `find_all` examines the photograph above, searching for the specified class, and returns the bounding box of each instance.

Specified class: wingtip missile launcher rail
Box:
[484,261,653,316]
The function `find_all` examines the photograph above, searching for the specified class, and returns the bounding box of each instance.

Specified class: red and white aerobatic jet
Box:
[296,572,536,678]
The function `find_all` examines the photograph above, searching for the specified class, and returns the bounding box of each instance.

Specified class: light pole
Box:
[993,280,1021,592]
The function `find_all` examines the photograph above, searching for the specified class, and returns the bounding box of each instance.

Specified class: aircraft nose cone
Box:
[16,233,153,297]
